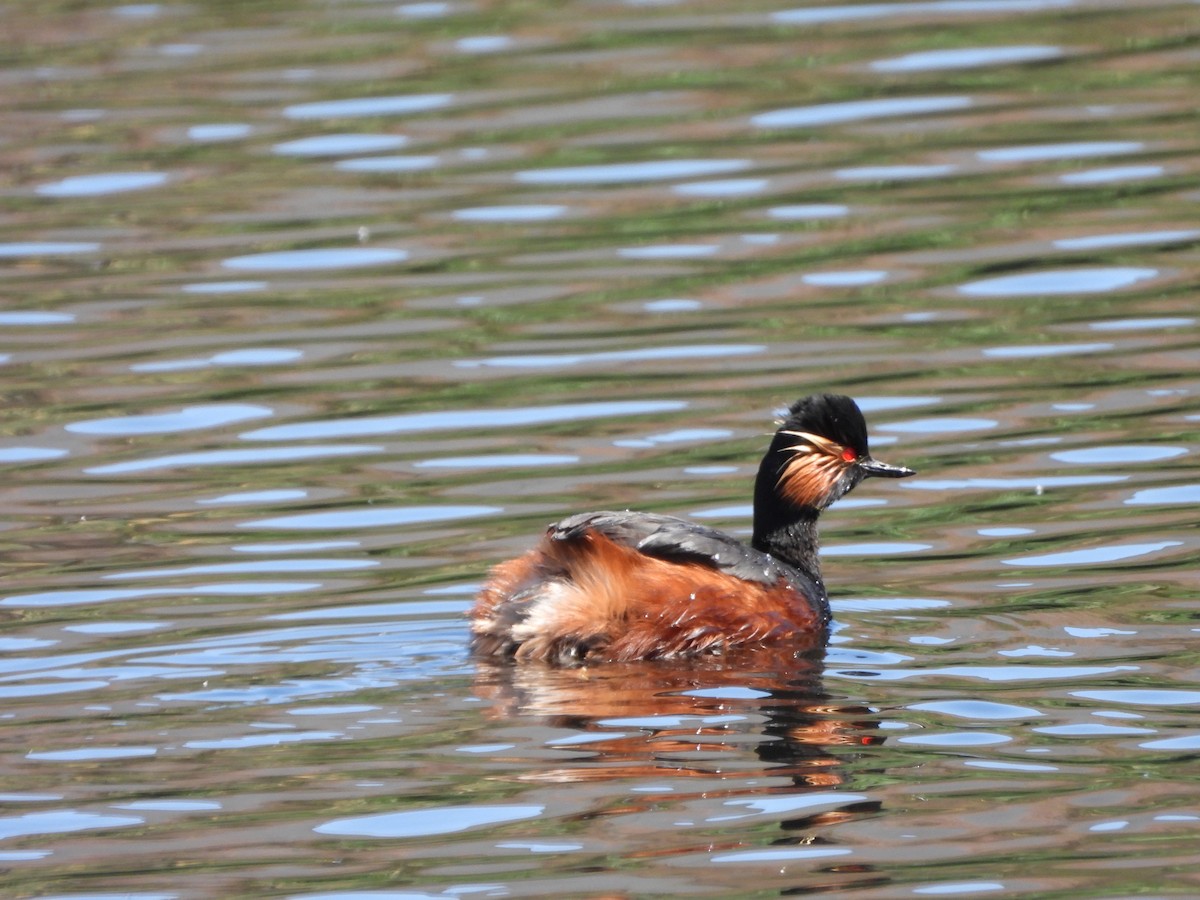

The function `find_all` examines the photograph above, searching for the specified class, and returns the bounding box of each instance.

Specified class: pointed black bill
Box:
[859,457,916,479]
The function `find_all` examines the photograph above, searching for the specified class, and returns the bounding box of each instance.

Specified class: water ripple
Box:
[455,35,515,54]
[1004,540,1182,567]
[977,141,1143,162]
[914,882,1005,895]
[241,400,686,441]
[458,344,761,369]
[316,804,544,838]
[673,178,768,197]
[180,281,268,294]
[36,172,169,197]
[1053,229,1199,250]
[769,203,848,219]
[618,427,731,449]
[904,475,1125,490]
[959,267,1158,296]
[335,155,440,172]
[877,416,996,433]
[909,699,1043,719]
[898,731,1011,746]
[1061,164,1163,184]
[712,846,852,863]
[283,93,453,120]
[86,445,383,475]
[837,164,956,180]
[397,2,450,17]
[871,45,1063,71]
[1140,735,1200,751]
[803,270,888,286]
[1125,485,1200,505]
[187,731,341,750]
[132,348,301,372]
[106,559,377,580]
[515,159,749,184]
[984,342,1112,359]
[1,582,320,608]
[0,809,143,840]
[0,311,73,326]
[831,665,1139,682]
[619,243,719,259]
[272,134,409,156]
[1073,689,1200,706]
[1034,723,1155,736]
[1089,317,1193,331]
[223,248,408,271]
[709,792,869,823]
[1051,445,1185,464]
[28,746,158,761]
[452,204,567,222]
[0,447,68,464]
[188,123,252,141]
[643,298,702,311]
[239,505,500,530]
[414,453,579,469]
[823,541,931,556]
[753,96,971,128]
[199,489,309,504]
[773,0,1073,25]
[67,403,273,436]
[0,241,99,257]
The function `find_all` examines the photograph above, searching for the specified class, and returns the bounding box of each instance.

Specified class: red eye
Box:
[841,447,858,463]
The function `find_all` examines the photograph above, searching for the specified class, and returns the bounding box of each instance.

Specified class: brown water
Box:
[3,0,1199,897]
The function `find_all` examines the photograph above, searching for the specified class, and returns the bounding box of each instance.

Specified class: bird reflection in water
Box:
[471,646,883,867]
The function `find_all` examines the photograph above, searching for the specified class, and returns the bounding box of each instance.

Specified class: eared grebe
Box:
[469,394,915,663]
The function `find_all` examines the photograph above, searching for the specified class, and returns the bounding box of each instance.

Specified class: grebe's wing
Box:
[548,510,794,588]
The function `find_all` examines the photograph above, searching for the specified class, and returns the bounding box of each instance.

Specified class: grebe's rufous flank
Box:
[469,394,915,664]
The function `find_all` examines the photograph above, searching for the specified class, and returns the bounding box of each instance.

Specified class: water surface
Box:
[2,0,1198,897]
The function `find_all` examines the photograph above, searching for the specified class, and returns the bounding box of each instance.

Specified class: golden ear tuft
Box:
[775,431,854,508]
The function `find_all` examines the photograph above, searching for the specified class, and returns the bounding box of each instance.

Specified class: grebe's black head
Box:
[756,394,916,515]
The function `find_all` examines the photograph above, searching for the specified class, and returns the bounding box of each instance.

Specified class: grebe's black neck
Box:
[751,506,823,587]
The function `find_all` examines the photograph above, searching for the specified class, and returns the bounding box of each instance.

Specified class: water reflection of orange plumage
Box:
[471,649,883,793]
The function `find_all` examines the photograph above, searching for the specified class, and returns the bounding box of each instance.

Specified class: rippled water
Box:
[3,0,1199,897]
